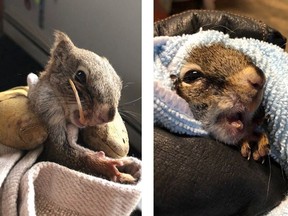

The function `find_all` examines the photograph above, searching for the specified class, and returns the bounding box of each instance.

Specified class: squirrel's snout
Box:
[71,105,117,128]
[238,66,265,91]
[98,106,116,124]
[233,66,265,113]
[247,70,265,90]
[88,105,116,126]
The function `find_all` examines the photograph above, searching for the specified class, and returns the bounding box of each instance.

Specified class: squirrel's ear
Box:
[50,30,74,58]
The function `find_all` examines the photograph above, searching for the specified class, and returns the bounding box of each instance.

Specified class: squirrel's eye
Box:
[182,70,203,84]
[75,70,86,84]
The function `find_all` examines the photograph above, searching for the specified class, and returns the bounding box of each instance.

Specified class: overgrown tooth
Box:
[69,79,86,124]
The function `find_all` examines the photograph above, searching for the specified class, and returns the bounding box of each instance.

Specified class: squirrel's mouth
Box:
[220,111,245,132]
[212,111,247,144]
[226,112,244,131]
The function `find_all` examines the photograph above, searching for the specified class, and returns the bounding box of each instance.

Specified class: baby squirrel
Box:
[174,44,270,161]
[28,31,140,184]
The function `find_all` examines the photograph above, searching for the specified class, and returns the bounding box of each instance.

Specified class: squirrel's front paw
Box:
[117,157,141,184]
[240,132,270,162]
[85,152,140,184]
[253,133,270,161]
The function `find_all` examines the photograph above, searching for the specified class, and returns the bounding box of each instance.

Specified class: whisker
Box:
[199,23,239,34]
[119,109,141,122]
[119,109,141,133]
[119,97,141,107]
[123,82,136,89]
[119,110,140,117]
[265,155,272,202]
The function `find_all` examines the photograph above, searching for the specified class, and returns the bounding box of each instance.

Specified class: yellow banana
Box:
[0,86,29,100]
[0,86,47,150]
[82,110,130,158]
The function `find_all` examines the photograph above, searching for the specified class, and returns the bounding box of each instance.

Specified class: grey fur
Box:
[28,31,138,183]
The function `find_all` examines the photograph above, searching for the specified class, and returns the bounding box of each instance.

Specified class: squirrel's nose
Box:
[239,66,265,90]
[99,107,116,124]
[237,66,265,113]
[247,70,265,90]
[89,105,116,125]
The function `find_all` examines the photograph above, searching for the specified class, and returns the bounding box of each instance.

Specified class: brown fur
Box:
[175,44,269,160]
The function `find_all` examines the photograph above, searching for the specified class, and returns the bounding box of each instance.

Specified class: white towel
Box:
[0,143,141,216]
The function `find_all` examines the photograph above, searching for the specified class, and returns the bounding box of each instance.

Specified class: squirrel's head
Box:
[44,31,122,128]
[174,44,265,144]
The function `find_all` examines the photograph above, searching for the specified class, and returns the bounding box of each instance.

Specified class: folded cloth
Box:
[0,144,42,215]
[20,162,141,216]
[0,143,141,216]
[154,80,208,136]
[154,30,288,215]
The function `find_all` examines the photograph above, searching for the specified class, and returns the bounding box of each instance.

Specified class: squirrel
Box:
[27,31,140,184]
[173,44,270,161]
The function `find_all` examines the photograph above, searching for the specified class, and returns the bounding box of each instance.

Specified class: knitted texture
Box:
[154,80,208,136]
[0,144,23,189]
[154,35,208,137]
[154,30,288,176]
[0,143,141,216]
[20,161,141,216]
[1,145,42,216]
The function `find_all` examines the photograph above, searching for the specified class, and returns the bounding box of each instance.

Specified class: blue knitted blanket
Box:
[154,30,288,175]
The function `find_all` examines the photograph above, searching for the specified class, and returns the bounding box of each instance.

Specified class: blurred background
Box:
[154,0,288,51]
[0,0,141,157]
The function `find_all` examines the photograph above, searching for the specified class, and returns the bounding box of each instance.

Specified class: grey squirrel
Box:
[174,44,270,161]
[28,31,140,184]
